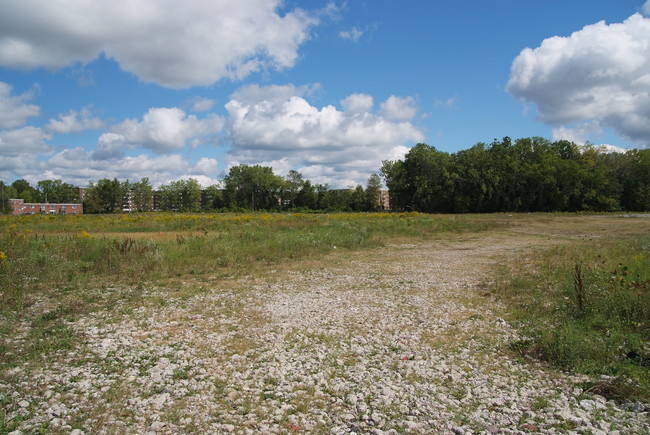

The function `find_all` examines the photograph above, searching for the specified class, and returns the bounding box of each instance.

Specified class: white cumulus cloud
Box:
[341,94,374,114]
[46,107,104,134]
[552,122,603,145]
[0,82,40,129]
[507,13,650,146]
[22,147,221,188]
[94,107,224,159]
[188,97,215,113]
[0,126,51,156]
[380,96,419,122]
[225,85,424,187]
[0,0,325,88]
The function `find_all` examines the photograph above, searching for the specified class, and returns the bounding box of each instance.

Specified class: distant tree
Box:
[130,177,154,212]
[381,159,408,211]
[83,178,126,213]
[402,143,453,213]
[283,170,304,209]
[203,184,225,210]
[327,188,354,211]
[159,178,202,212]
[11,179,39,203]
[224,165,284,210]
[37,179,79,203]
[617,149,650,211]
[0,181,17,214]
[351,185,367,211]
[314,183,331,210]
[365,173,382,211]
[295,180,318,209]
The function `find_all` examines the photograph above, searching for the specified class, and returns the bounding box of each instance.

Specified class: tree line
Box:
[382,137,649,212]
[0,168,384,214]
[2,136,648,214]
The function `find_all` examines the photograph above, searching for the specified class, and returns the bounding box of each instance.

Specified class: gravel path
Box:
[3,229,649,434]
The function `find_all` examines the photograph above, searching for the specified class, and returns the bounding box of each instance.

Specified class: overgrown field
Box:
[1,211,650,422]
[0,212,498,366]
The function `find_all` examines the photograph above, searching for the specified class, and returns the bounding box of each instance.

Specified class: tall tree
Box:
[295,180,317,209]
[37,179,79,203]
[83,178,126,213]
[11,179,39,203]
[159,179,202,212]
[365,173,382,211]
[224,165,284,210]
[130,177,154,212]
[202,184,224,210]
[351,185,367,211]
[283,170,304,209]
[0,181,17,214]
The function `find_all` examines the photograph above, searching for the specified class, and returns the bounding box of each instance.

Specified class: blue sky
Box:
[1,0,649,188]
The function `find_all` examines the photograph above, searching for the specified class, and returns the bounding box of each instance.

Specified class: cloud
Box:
[45,107,104,134]
[552,122,603,145]
[225,85,424,187]
[434,95,457,108]
[93,107,224,159]
[643,1,650,16]
[0,0,325,88]
[379,96,419,121]
[341,94,374,114]
[11,147,221,188]
[507,13,650,146]
[230,83,320,105]
[0,126,51,156]
[0,82,40,129]
[339,27,363,42]
[188,97,214,113]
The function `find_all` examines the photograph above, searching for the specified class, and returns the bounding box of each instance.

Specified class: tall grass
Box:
[501,235,650,402]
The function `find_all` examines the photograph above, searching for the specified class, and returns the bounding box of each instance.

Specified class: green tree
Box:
[295,180,318,209]
[203,184,225,210]
[37,179,79,203]
[314,183,331,210]
[130,177,154,212]
[0,181,17,214]
[159,179,202,212]
[83,178,127,214]
[365,173,382,211]
[351,185,367,211]
[283,170,304,209]
[224,165,284,210]
[613,149,650,211]
[11,179,39,203]
[380,159,408,211]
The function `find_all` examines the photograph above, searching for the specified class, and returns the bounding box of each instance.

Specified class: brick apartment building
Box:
[8,199,83,215]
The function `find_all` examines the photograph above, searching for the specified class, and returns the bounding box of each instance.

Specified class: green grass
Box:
[499,233,650,402]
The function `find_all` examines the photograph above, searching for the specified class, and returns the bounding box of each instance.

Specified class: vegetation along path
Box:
[3,215,650,434]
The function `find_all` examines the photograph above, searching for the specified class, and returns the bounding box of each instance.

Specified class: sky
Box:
[0,0,649,189]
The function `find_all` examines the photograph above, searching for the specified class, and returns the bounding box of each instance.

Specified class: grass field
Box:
[1,211,650,432]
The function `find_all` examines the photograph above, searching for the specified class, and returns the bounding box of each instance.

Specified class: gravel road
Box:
[3,225,649,434]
